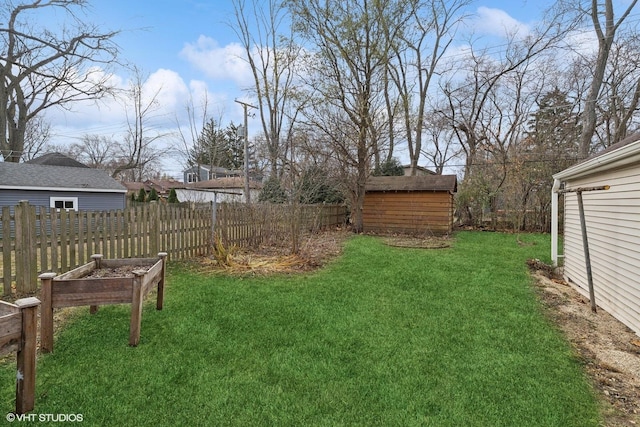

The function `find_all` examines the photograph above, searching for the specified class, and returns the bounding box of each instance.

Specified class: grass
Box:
[0,231,599,426]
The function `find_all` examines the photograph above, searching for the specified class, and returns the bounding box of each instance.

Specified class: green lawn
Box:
[0,232,600,426]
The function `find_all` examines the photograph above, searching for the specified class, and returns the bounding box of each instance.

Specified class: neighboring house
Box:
[121,181,147,198]
[182,165,242,183]
[402,165,436,176]
[122,179,186,199]
[363,175,457,235]
[551,133,640,336]
[176,177,262,204]
[0,161,127,211]
[143,179,185,198]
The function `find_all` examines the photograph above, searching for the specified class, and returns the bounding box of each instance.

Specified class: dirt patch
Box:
[82,265,154,279]
[529,262,640,426]
[383,235,452,249]
[196,228,352,275]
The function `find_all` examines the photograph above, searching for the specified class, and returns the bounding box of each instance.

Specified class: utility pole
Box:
[235,99,257,204]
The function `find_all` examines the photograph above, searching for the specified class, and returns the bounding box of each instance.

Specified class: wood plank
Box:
[53,292,132,308]
[52,277,133,295]
[2,206,12,295]
[0,312,22,350]
[141,260,163,296]
[68,210,77,269]
[0,300,17,316]
[78,211,86,265]
[102,258,156,268]
[55,262,95,280]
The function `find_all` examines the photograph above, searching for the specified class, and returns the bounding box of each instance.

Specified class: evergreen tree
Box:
[168,188,179,203]
[259,176,287,203]
[137,188,147,203]
[189,119,244,171]
[298,166,344,204]
[373,158,404,176]
[148,188,159,201]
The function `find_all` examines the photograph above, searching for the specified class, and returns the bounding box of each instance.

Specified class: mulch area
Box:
[528,262,640,427]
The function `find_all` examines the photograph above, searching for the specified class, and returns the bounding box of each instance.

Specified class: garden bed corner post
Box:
[129,270,146,346]
[39,272,57,353]
[157,252,168,310]
[15,297,40,414]
[90,254,103,314]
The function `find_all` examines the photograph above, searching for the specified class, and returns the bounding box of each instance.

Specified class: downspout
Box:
[551,178,561,267]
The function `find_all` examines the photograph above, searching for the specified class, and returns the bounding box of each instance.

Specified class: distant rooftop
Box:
[25,152,89,168]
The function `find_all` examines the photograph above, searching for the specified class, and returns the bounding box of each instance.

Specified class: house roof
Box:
[0,162,126,193]
[121,181,147,192]
[121,179,186,194]
[144,179,187,192]
[402,165,436,175]
[25,152,89,168]
[553,133,640,181]
[187,177,262,190]
[366,175,457,193]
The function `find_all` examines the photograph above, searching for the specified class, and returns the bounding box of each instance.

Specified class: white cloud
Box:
[180,36,253,87]
[471,7,531,39]
[139,68,191,124]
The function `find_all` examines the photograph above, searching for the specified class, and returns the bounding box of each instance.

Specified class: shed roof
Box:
[366,175,457,193]
[0,162,126,193]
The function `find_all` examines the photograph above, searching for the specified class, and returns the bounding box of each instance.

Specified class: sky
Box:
[43,0,563,180]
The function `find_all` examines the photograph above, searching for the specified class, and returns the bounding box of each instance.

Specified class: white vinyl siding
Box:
[562,164,640,335]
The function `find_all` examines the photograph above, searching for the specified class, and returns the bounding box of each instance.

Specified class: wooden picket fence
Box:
[0,201,347,295]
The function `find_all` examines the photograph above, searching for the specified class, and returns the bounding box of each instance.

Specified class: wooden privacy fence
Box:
[1,201,346,294]
[215,203,347,248]
[1,201,211,295]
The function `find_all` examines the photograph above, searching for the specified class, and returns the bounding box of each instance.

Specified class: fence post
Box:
[15,296,40,414]
[15,201,37,293]
[150,202,160,256]
[2,206,11,296]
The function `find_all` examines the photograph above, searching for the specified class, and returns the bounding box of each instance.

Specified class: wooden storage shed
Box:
[363,175,457,235]
[551,133,640,336]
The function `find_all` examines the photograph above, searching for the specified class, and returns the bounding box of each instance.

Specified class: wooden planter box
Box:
[0,297,40,414]
[39,252,167,352]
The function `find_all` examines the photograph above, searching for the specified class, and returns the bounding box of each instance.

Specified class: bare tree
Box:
[388,0,469,175]
[111,68,169,180]
[420,110,461,174]
[174,91,228,178]
[577,0,638,157]
[21,115,51,160]
[289,0,405,232]
[0,0,119,162]
[232,0,302,178]
[64,69,169,180]
[67,134,113,168]
[593,33,640,148]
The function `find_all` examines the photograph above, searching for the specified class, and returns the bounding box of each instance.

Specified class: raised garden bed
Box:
[39,252,167,351]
